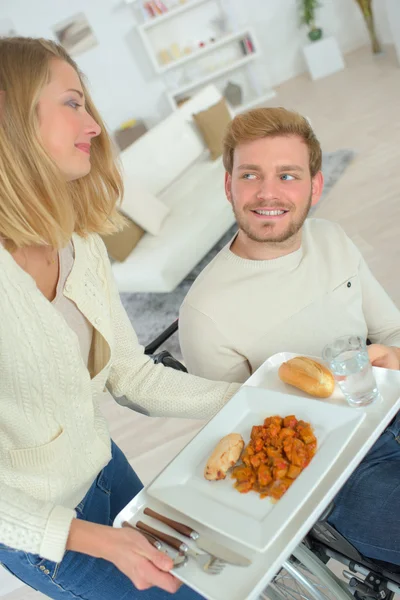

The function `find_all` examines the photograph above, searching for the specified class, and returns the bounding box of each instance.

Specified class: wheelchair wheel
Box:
[263,544,353,600]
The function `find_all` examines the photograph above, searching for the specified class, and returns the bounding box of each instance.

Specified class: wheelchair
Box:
[146,320,400,600]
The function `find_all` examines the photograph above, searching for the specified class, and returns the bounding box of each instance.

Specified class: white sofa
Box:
[112,85,236,293]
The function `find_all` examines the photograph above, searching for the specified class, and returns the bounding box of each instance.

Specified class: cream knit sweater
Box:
[0,234,239,563]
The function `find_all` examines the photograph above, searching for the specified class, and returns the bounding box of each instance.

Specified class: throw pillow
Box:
[121,177,170,236]
[192,98,232,160]
[101,214,145,262]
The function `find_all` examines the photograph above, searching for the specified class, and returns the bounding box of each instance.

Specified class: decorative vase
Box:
[223,81,243,107]
[308,27,323,42]
[353,0,382,54]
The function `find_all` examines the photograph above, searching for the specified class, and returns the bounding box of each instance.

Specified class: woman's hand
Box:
[367,344,400,370]
[67,519,181,593]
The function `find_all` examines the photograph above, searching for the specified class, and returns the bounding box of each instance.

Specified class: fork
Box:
[136,521,225,575]
[122,521,188,569]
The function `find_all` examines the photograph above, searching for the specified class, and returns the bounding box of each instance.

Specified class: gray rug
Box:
[121,149,355,358]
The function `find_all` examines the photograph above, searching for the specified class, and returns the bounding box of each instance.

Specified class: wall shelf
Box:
[232,90,277,116]
[168,52,258,99]
[135,0,276,114]
[139,0,212,31]
[156,29,254,74]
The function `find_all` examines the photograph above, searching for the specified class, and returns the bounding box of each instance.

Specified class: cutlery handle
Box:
[122,521,161,549]
[136,521,186,552]
[144,508,194,538]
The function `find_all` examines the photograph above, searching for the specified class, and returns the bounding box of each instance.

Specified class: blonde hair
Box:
[0,37,125,250]
[223,107,322,177]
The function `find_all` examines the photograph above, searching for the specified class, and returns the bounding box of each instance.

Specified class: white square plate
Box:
[147,386,365,551]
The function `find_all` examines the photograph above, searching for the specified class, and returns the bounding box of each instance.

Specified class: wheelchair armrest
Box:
[145,319,179,355]
[318,501,335,522]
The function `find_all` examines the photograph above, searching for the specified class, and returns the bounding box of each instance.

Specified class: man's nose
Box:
[257,178,279,200]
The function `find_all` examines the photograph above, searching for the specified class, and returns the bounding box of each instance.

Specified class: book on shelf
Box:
[240,35,255,55]
[143,0,168,19]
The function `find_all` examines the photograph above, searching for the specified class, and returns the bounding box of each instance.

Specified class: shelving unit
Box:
[156,29,254,74]
[167,53,257,100]
[134,0,276,113]
[231,90,278,116]
[139,0,212,30]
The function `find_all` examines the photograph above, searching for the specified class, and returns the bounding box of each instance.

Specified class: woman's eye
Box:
[66,100,82,109]
[281,174,295,181]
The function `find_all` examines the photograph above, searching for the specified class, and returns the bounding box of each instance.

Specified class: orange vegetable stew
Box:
[231,415,317,500]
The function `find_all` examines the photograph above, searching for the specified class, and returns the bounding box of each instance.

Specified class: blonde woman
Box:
[0,37,239,599]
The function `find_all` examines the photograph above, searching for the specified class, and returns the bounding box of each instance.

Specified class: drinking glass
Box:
[322,335,379,407]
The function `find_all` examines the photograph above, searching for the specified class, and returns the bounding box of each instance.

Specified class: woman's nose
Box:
[84,115,101,138]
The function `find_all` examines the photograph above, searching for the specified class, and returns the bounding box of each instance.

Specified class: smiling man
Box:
[178,107,400,569]
[179,107,400,382]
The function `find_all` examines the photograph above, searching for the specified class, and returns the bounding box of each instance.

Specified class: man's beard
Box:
[232,194,312,244]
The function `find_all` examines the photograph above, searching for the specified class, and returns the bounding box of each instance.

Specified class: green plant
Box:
[299,0,321,30]
[298,0,323,41]
[353,0,381,54]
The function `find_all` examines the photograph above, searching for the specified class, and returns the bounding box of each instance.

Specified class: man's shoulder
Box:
[304,218,362,272]
[305,218,357,250]
[181,245,232,313]
[306,217,349,238]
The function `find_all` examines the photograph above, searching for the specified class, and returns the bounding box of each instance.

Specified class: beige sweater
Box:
[0,234,239,562]
[180,218,400,382]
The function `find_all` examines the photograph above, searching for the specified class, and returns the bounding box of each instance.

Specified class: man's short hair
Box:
[223,107,322,177]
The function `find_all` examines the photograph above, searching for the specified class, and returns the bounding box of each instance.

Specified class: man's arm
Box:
[359,257,400,369]
[179,302,251,383]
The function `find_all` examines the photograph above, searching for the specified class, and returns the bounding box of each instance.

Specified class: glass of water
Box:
[322,335,379,407]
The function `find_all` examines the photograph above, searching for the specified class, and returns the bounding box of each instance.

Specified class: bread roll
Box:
[278,357,334,398]
[204,433,244,480]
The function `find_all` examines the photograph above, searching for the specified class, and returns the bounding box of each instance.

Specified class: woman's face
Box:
[37,59,101,181]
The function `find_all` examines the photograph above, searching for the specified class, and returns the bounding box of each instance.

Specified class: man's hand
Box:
[367,344,400,370]
[67,519,181,593]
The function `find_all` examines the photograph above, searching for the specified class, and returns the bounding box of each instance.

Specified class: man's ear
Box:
[311,171,324,207]
[225,172,233,205]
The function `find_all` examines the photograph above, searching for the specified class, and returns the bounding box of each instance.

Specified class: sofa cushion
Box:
[120,176,170,235]
[101,215,145,262]
[193,98,232,160]
[119,111,204,197]
[111,152,236,292]
[118,85,224,196]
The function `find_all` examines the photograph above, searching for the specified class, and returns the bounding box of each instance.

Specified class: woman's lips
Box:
[75,143,91,155]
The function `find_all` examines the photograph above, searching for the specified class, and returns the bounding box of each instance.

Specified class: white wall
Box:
[0,0,393,134]
[1,0,167,131]
[385,0,400,63]
[227,0,392,86]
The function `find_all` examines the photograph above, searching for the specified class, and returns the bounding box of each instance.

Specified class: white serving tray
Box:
[114,352,400,600]
[146,387,365,551]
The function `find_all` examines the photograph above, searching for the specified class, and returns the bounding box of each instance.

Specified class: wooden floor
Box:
[4,44,400,599]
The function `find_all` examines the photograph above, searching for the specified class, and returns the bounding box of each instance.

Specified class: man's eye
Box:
[281,174,295,181]
[243,173,257,180]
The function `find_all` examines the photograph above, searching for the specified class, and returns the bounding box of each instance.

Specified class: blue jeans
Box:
[0,442,203,599]
[328,412,400,565]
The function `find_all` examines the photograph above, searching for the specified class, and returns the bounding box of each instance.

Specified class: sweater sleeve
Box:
[179,301,251,383]
[359,257,400,346]
[0,482,76,562]
[97,240,241,419]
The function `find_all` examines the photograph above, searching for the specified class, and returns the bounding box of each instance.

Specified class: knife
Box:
[122,520,164,549]
[143,507,251,567]
[122,521,187,568]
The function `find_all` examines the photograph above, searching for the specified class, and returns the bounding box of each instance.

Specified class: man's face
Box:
[225,135,323,244]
